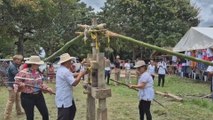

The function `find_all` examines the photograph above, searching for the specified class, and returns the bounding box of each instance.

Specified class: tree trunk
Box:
[44,34,83,62]
[106,30,213,66]
[17,34,24,55]
[132,48,136,61]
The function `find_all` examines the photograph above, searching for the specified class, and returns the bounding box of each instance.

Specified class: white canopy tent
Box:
[173,27,213,52]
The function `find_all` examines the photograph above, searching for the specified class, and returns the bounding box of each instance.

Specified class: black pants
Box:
[158,74,165,87]
[57,101,76,120]
[21,92,49,120]
[105,70,110,85]
[139,100,152,120]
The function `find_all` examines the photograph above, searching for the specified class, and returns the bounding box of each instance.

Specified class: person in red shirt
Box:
[14,56,54,120]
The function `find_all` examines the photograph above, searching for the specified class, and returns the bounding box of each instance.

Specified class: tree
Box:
[0,0,94,57]
[33,0,95,57]
[99,0,199,60]
[0,0,42,55]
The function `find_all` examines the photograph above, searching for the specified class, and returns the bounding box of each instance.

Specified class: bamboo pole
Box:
[105,30,213,66]
[44,34,83,62]
[109,79,166,108]
[5,82,55,95]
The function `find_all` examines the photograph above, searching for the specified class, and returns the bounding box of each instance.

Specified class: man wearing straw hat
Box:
[4,55,24,120]
[55,53,87,120]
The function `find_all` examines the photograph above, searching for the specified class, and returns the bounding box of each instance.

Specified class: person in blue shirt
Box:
[4,55,24,120]
[129,60,154,120]
[55,53,87,120]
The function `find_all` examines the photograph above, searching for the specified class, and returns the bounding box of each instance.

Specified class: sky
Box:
[81,0,213,27]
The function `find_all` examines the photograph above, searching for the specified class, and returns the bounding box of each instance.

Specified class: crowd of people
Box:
[171,48,213,80]
[1,51,213,120]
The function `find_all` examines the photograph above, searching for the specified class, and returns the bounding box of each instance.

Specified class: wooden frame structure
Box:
[79,18,111,120]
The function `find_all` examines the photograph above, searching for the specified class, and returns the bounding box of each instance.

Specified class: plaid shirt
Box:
[14,68,48,94]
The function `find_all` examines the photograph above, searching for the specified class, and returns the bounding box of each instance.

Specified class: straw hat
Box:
[25,56,44,65]
[58,53,73,64]
[134,60,146,68]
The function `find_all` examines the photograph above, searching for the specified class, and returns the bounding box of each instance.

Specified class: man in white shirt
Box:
[55,53,87,120]
[157,59,167,87]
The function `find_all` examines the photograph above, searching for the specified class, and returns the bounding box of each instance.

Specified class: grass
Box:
[0,75,213,120]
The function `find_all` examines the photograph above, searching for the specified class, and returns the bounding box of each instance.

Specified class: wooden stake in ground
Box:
[155,91,183,102]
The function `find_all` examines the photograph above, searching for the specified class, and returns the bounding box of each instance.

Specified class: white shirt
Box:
[157,61,167,74]
[105,59,111,71]
[124,63,131,70]
[172,56,177,62]
[105,67,110,71]
[148,65,155,75]
[138,72,154,101]
[55,66,75,108]
[197,51,203,59]
[207,48,213,57]
[207,61,213,72]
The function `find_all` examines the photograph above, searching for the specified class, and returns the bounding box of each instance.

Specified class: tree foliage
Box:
[0,0,199,60]
[0,0,94,57]
[99,0,199,59]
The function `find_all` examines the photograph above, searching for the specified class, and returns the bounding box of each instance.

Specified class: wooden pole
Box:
[87,19,98,120]
[44,34,83,62]
[97,53,107,120]
[87,54,96,120]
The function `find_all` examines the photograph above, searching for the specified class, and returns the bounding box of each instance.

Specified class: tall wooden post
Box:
[86,53,96,120]
[97,53,108,120]
[78,18,111,120]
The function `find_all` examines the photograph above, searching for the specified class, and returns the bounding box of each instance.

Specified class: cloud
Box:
[191,0,213,26]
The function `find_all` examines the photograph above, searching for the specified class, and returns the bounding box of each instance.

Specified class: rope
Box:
[91,32,99,49]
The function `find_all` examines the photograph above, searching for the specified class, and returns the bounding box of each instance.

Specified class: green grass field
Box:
[0,75,213,120]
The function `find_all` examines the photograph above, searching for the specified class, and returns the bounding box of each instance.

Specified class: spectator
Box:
[147,60,156,80]
[206,61,213,99]
[157,58,167,87]
[114,55,121,85]
[47,64,55,83]
[124,59,131,84]
[105,57,111,85]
